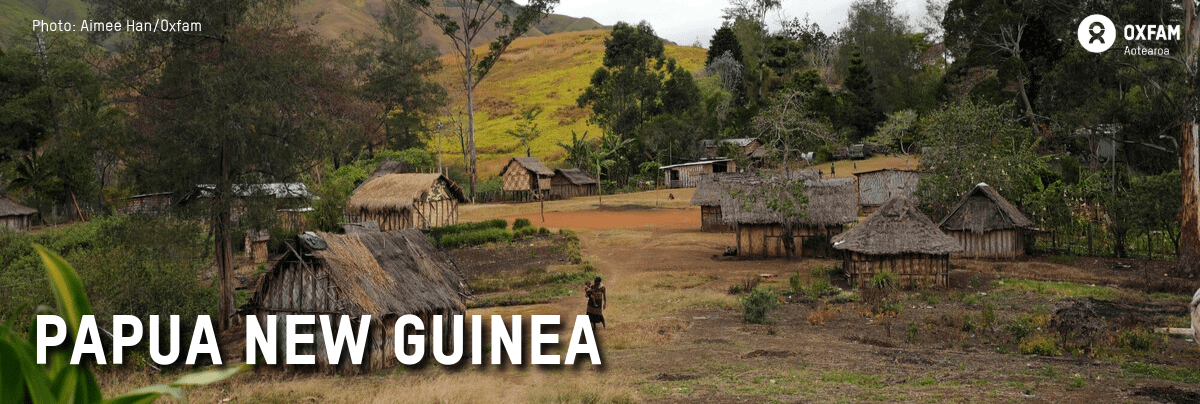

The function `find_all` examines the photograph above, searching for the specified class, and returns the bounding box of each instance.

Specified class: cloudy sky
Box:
[552,0,931,47]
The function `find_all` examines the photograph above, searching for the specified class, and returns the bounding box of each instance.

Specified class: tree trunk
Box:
[466,53,477,203]
[1181,119,1199,276]
[216,144,236,331]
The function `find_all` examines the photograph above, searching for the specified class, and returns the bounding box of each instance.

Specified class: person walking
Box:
[586,276,607,329]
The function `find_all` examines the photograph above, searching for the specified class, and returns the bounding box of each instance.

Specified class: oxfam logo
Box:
[1078,14,1116,53]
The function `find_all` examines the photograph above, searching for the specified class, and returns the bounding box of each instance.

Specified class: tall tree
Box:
[505,107,542,157]
[843,45,883,139]
[707,26,744,66]
[404,0,559,201]
[356,1,447,153]
[838,0,933,113]
[1179,0,1200,276]
[92,0,357,330]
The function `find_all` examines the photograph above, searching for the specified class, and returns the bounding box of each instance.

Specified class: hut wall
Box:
[857,171,920,207]
[350,208,414,232]
[842,252,949,288]
[0,215,30,230]
[414,199,458,229]
[946,229,1024,259]
[550,183,597,199]
[665,165,705,188]
[700,206,731,232]
[736,224,843,258]
[502,164,534,191]
[537,176,552,191]
[120,195,171,215]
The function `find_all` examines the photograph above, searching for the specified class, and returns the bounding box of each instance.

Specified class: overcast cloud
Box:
[550,0,931,47]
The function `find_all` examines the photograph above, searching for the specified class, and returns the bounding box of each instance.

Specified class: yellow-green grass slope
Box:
[0,0,88,44]
[434,29,707,180]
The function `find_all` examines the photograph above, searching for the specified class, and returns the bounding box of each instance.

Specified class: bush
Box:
[514,226,540,239]
[513,218,532,230]
[742,286,781,324]
[870,269,899,289]
[1018,335,1062,356]
[1004,316,1035,342]
[439,228,513,248]
[1117,328,1163,353]
[789,270,804,293]
[428,219,508,240]
[981,302,997,328]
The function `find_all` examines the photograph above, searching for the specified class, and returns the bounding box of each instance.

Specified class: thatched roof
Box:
[0,197,36,217]
[831,196,961,255]
[691,172,756,206]
[717,172,854,227]
[354,160,417,193]
[258,229,467,317]
[554,168,597,185]
[500,157,554,177]
[938,182,1034,233]
[346,173,466,213]
[342,221,381,234]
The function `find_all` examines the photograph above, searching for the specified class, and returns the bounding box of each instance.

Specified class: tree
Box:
[752,89,837,167]
[505,107,542,157]
[867,109,920,155]
[92,0,359,331]
[916,100,1047,219]
[707,26,743,66]
[1179,0,1199,276]
[356,2,447,152]
[590,133,633,205]
[837,0,934,113]
[843,46,883,139]
[404,0,559,201]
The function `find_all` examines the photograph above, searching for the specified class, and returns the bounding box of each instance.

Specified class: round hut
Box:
[938,182,1034,259]
[832,195,962,287]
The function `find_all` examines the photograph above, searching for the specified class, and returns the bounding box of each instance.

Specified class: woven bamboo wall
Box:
[700,206,731,232]
[947,229,1024,259]
[0,215,30,230]
[843,252,949,288]
[502,163,534,191]
[414,199,458,229]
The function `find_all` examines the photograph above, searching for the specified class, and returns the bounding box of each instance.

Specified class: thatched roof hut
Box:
[938,183,1034,259]
[500,157,554,193]
[550,168,598,199]
[347,173,466,231]
[246,229,468,371]
[832,196,961,287]
[355,160,416,193]
[716,172,855,258]
[0,197,36,230]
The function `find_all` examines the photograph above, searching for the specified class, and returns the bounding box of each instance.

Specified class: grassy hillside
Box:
[431,29,708,180]
[293,0,605,55]
[0,0,88,44]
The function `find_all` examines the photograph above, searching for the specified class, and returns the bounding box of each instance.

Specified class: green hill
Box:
[430,29,708,180]
[0,0,88,43]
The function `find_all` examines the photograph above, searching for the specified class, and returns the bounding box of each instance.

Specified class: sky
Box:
[551,0,932,47]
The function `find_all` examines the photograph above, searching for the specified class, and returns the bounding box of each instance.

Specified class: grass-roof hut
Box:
[938,183,1034,259]
[500,157,554,195]
[0,197,36,230]
[721,173,856,258]
[660,159,735,188]
[691,172,754,232]
[550,168,598,199]
[245,229,468,372]
[832,196,962,288]
[853,168,921,215]
[347,174,466,231]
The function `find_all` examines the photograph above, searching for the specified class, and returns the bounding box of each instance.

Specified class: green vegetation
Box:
[468,265,598,308]
[1122,363,1200,384]
[513,218,533,230]
[741,286,781,324]
[993,278,1121,300]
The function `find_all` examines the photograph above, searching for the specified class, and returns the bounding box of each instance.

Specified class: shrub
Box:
[1004,316,1035,342]
[742,286,781,324]
[514,226,540,239]
[789,270,804,294]
[981,302,997,328]
[875,298,903,317]
[538,226,550,235]
[1018,335,1062,356]
[513,218,532,230]
[807,278,838,299]
[438,228,513,248]
[808,308,838,325]
[870,269,898,289]
[428,219,508,240]
[907,322,920,342]
[1117,328,1164,353]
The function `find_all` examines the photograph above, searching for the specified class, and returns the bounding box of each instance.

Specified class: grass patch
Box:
[467,265,597,308]
[1122,363,1200,384]
[994,278,1122,300]
[821,370,882,388]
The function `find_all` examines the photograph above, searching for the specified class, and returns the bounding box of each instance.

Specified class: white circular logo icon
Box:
[1078,14,1116,53]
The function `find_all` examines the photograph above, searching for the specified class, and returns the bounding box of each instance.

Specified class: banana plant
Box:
[0,244,247,404]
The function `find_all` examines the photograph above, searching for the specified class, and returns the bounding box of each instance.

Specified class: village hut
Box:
[691,172,752,232]
[938,183,1035,259]
[0,197,36,230]
[852,168,922,214]
[660,159,735,188]
[118,192,174,215]
[720,173,856,258]
[244,229,468,372]
[702,138,765,159]
[499,157,554,197]
[244,230,271,264]
[832,196,962,288]
[356,160,416,193]
[346,173,466,231]
[549,168,598,199]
